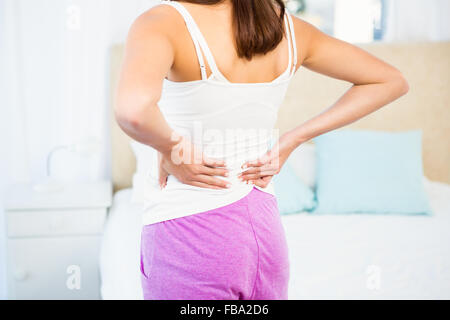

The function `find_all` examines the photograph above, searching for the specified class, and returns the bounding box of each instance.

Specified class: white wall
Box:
[384,0,450,42]
[0,0,159,300]
[334,0,380,43]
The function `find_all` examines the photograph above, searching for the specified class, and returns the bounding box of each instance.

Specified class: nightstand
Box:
[5,181,112,300]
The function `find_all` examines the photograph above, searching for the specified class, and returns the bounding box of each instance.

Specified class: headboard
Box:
[110,41,450,191]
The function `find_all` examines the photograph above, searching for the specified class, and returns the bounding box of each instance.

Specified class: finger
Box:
[203,156,227,168]
[242,159,264,169]
[158,153,169,189]
[240,171,277,181]
[199,166,229,177]
[252,179,266,188]
[239,166,278,180]
[159,170,169,189]
[239,163,276,175]
[195,175,231,189]
[159,177,168,189]
[252,176,273,188]
[238,167,260,175]
[242,154,271,169]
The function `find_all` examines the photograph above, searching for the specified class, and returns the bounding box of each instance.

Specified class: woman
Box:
[115,0,409,300]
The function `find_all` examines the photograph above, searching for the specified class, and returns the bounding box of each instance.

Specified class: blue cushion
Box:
[312,130,432,215]
[273,161,317,215]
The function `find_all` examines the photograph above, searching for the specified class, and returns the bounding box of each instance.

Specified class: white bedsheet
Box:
[100,179,450,300]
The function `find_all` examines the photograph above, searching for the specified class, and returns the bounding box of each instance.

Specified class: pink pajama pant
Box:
[140,186,290,300]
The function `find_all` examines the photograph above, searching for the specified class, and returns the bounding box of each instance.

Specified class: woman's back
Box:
[157,0,299,84]
[136,0,299,225]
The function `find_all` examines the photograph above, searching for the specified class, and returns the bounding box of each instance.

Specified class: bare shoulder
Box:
[127,4,183,42]
[288,14,328,64]
[290,15,321,38]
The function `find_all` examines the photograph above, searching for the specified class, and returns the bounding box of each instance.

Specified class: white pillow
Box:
[130,141,159,204]
[286,143,316,190]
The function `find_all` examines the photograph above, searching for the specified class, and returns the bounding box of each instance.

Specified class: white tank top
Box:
[141,0,298,225]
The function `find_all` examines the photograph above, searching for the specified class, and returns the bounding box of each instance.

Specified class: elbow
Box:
[115,103,146,132]
[390,71,410,98]
[397,74,410,96]
[114,93,159,131]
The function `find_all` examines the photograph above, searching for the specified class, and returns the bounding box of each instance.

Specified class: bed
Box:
[101,42,450,299]
[100,178,450,300]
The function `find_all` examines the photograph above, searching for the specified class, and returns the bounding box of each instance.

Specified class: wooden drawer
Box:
[7,236,102,300]
[7,208,107,238]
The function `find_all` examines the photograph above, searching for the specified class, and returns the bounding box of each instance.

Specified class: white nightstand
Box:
[5,181,112,300]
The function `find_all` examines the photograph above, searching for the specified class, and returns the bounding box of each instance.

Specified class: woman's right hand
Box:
[158,136,231,190]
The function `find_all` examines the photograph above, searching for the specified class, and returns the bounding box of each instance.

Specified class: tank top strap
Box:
[283,12,293,78]
[286,12,298,75]
[163,1,208,80]
[164,1,226,82]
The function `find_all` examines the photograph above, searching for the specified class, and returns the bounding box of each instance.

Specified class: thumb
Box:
[157,152,169,189]
[159,168,168,189]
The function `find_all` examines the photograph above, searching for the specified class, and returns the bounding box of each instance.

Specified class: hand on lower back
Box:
[238,133,297,187]
[158,136,230,190]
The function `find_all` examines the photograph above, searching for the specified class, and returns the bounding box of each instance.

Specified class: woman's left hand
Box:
[238,133,298,188]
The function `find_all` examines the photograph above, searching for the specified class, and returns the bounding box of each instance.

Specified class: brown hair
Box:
[173,0,286,60]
